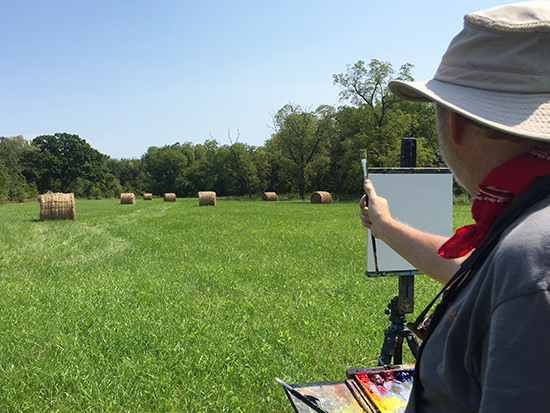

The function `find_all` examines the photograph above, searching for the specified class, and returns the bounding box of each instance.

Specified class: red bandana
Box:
[438,144,550,259]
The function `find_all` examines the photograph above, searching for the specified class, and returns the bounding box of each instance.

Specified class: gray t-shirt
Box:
[407,195,550,412]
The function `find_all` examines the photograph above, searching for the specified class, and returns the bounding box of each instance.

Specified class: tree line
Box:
[0,60,443,203]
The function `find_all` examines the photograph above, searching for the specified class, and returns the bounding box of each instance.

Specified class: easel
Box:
[366,138,421,366]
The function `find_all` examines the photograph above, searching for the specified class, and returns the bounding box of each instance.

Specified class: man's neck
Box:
[467,135,543,197]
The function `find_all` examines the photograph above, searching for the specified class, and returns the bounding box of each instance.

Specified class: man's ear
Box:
[450,111,468,145]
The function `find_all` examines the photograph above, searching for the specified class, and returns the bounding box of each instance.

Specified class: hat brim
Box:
[389,79,550,142]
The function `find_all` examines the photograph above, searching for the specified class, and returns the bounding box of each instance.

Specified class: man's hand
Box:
[359,179,392,239]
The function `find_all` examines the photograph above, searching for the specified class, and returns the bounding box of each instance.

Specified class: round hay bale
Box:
[38,192,75,221]
[198,191,216,206]
[120,193,136,204]
[143,193,153,201]
[262,192,278,201]
[310,191,332,204]
[164,193,176,202]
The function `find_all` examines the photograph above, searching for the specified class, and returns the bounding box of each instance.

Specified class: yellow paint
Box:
[364,384,410,412]
[367,389,388,411]
[382,396,407,412]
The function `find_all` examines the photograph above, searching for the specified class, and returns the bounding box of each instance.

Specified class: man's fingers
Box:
[364,179,377,198]
[359,207,372,228]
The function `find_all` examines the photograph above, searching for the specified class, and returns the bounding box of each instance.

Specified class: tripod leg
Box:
[378,326,398,366]
[404,330,420,360]
[379,328,419,366]
[394,334,404,365]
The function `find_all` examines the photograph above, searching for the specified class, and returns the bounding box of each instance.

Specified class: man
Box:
[360,2,550,412]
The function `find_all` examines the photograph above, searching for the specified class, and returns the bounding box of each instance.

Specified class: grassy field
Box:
[0,197,473,412]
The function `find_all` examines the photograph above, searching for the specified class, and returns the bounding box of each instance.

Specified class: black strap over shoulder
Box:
[409,174,550,411]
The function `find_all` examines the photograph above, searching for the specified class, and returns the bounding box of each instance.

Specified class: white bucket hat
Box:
[388,1,550,141]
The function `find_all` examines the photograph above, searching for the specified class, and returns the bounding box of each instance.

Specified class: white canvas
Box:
[366,172,453,275]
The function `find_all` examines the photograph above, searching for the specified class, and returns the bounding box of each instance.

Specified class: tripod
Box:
[377,292,419,366]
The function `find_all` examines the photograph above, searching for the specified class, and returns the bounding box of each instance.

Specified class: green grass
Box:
[0,198,473,412]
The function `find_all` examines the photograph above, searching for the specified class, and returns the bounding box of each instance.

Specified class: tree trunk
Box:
[299,180,306,200]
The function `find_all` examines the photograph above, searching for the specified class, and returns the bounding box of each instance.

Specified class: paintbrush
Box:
[275,377,329,413]
[360,149,379,274]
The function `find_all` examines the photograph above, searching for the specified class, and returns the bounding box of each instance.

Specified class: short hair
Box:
[463,116,523,142]
[436,103,522,142]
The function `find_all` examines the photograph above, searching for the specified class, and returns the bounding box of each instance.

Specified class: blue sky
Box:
[1,0,510,159]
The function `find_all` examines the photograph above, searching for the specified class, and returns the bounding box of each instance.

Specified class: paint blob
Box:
[354,367,414,413]
[394,370,413,383]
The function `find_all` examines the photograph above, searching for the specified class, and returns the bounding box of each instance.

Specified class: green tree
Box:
[253,146,271,192]
[175,143,205,197]
[141,144,189,196]
[393,99,442,166]
[328,106,372,195]
[330,59,443,197]
[141,141,225,197]
[308,105,336,192]
[172,142,199,197]
[178,140,222,197]
[266,104,331,199]
[25,133,116,196]
[219,143,259,197]
[333,59,414,166]
[106,158,147,194]
[201,140,227,196]
[0,135,37,201]
[0,163,8,201]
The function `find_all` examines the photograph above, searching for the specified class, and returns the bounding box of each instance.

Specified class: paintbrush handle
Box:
[361,154,379,273]
[275,378,328,413]
[364,192,380,274]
